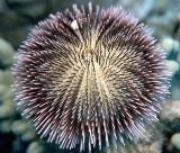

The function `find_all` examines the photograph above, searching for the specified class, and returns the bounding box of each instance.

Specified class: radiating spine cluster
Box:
[12,3,170,152]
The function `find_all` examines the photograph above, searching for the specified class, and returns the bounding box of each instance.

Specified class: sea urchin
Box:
[12,3,170,152]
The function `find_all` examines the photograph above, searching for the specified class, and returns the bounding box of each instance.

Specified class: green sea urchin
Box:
[12,3,170,152]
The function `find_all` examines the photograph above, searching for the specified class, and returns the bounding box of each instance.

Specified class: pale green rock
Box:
[0,70,15,119]
[0,70,13,86]
[26,141,45,153]
[161,37,180,53]
[171,133,180,150]
[161,101,180,121]
[21,130,37,141]
[12,120,37,141]
[0,120,13,133]
[12,120,32,135]
[166,60,179,75]
[0,101,16,118]
[171,87,180,100]
[0,38,14,67]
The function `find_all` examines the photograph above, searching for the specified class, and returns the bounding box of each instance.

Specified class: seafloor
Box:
[0,0,180,153]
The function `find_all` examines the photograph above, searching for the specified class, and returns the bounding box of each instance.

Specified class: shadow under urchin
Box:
[12,2,170,152]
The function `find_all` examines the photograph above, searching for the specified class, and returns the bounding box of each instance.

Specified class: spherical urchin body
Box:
[12,3,170,152]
